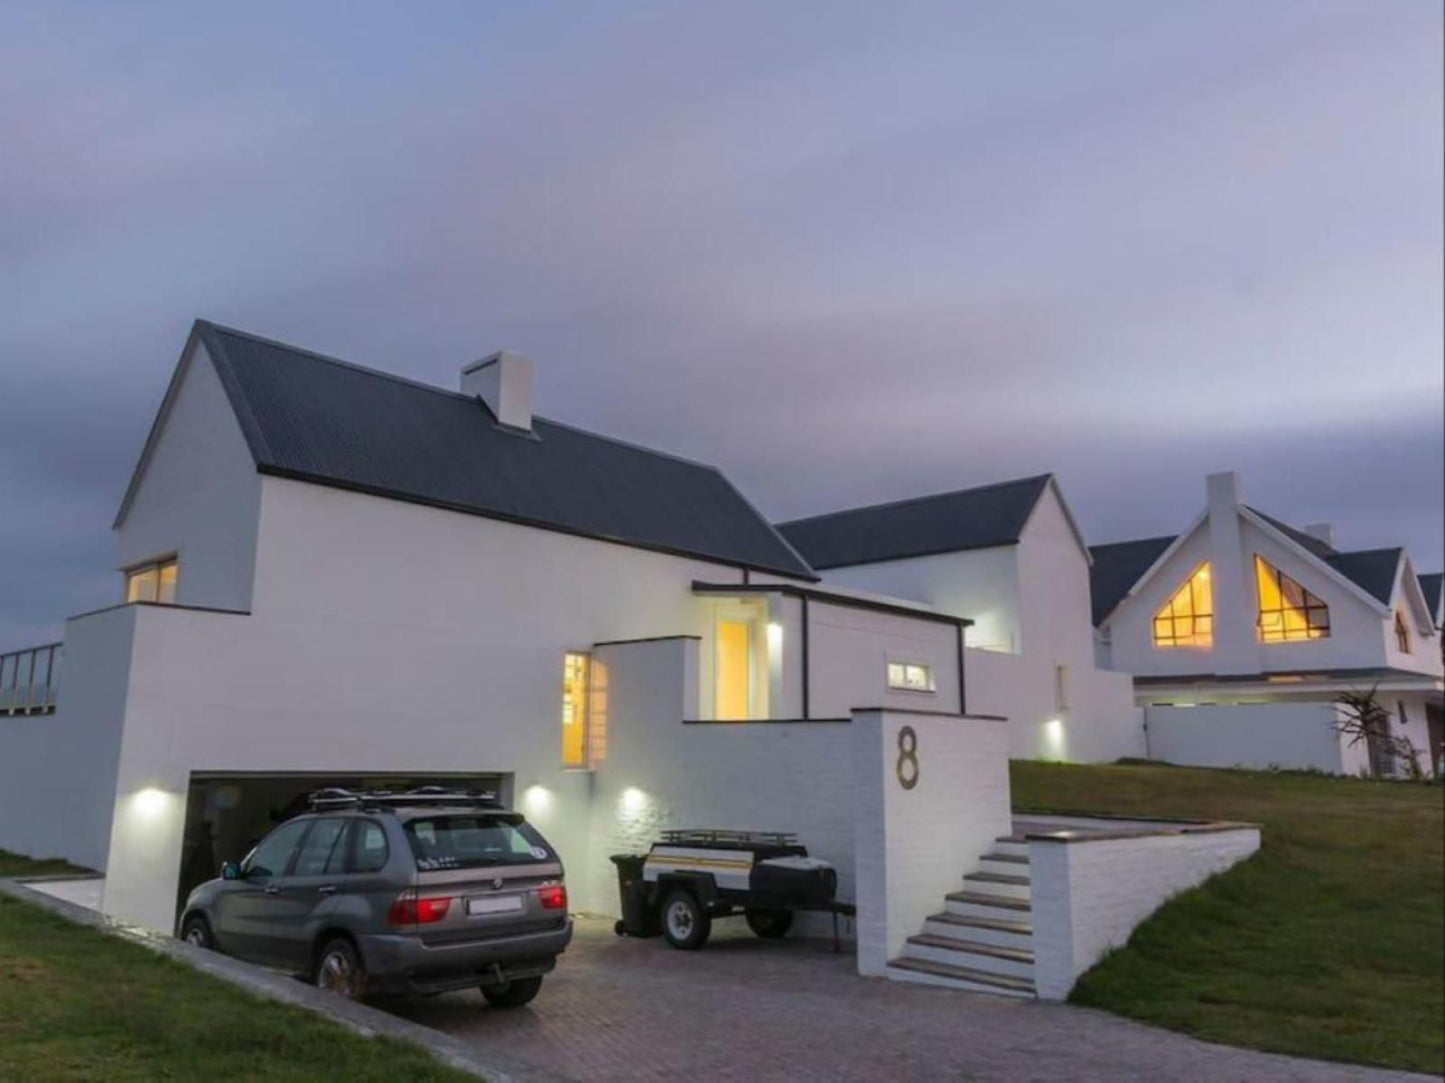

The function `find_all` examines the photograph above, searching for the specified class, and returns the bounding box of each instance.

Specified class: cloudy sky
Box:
[1,0,1441,649]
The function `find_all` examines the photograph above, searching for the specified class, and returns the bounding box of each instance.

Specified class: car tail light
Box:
[537,884,567,911]
[387,890,451,925]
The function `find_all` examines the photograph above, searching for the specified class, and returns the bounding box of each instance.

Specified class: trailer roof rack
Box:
[307,785,503,812]
[658,828,800,847]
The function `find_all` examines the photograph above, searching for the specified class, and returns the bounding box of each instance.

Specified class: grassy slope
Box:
[1010,762,1443,1075]
[0,850,473,1082]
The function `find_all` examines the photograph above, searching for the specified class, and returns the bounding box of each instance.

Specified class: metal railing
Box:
[0,643,61,716]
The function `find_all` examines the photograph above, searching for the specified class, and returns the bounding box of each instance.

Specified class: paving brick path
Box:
[385,916,1426,1082]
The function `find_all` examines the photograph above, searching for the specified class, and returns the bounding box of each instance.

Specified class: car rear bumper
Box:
[359,920,573,994]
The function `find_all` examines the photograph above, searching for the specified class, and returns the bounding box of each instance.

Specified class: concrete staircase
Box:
[885,834,1036,998]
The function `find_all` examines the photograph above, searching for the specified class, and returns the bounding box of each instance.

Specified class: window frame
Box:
[290,817,349,879]
[1152,562,1214,649]
[1395,610,1412,653]
[124,555,179,605]
[886,660,936,694]
[561,650,593,770]
[1254,555,1331,643]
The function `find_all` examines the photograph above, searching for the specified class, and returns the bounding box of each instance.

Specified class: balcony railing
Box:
[0,643,61,716]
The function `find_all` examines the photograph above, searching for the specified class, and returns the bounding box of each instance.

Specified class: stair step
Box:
[886,956,1036,997]
[924,911,1033,949]
[906,934,1033,964]
[946,890,1031,913]
[982,852,1029,865]
[991,838,1029,859]
[963,871,1029,885]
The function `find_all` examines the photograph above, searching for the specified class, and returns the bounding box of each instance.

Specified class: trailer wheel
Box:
[661,889,711,950]
[744,908,794,939]
[614,920,627,936]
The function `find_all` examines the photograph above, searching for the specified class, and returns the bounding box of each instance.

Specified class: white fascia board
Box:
[1022,475,1093,565]
[1238,507,1390,616]
[113,329,206,529]
[1096,510,1208,632]
[1395,554,1435,630]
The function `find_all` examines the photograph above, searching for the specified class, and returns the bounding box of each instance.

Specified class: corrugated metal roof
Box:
[775,475,1053,570]
[1087,535,1177,626]
[194,321,816,580]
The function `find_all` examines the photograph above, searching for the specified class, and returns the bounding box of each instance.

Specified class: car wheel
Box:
[614,919,627,936]
[314,938,366,1000]
[481,975,543,1009]
[661,889,710,950]
[179,914,214,950]
[744,908,794,939]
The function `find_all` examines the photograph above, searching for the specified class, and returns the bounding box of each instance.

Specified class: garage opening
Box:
[176,771,507,922]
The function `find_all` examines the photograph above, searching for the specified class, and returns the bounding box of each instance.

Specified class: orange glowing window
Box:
[715,619,752,721]
[561,652,591,768]
[1152,563,1214,648]
[1255,556,1330,642]
[125,557,177,605]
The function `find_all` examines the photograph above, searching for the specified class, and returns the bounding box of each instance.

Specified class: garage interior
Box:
[175,771,507,920]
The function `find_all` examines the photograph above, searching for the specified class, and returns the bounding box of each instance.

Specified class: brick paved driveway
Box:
[386,917,1425,1083]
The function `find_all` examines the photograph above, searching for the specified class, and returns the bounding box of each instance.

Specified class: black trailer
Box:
[611,829,854,950]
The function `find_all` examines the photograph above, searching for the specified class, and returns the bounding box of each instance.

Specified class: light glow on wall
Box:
[620,786,648,813]
[1044,719,1067,761]
[522,784,551,814]
[766,621,783,655]
[132,787,170,820]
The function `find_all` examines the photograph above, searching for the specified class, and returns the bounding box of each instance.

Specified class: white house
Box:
[2,319,1252,1001]
[776,476,1144,764]
[1090,472,1445,776]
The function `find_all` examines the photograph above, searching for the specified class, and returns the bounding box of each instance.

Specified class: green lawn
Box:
[1011,761,1444,1075]
[0,850,473,1081]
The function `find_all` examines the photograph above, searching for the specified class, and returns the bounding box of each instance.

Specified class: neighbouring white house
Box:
[776,476,1144,764]
[1,319,1248,1000]
[1090,472,1445,777]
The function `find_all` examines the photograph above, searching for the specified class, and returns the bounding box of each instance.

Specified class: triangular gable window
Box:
[1153,563,1213,648]
[1255,556,1330,642]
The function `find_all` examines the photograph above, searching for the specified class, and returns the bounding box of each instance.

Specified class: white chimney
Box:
[1303,522,1335,548]
[461,350,533,431]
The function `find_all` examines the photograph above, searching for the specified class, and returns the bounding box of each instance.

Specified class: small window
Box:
[1153,563,1213,648]
[292,818,348,878]
[1255,556,1329,642]
[241,819,309,879]
[1395,611,1411,653]
[351,819,390,874]
[561,652,591,768]
[125,557,178,605]
[887,661,935,693]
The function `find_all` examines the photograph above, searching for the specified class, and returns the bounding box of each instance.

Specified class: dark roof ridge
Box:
[778,473,1052,529]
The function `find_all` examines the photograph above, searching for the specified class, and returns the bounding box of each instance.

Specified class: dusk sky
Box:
[2,0,1441,650]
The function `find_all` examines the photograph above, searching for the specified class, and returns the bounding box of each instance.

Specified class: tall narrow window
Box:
[1153,563,1214,648]
[715,620,752,720]
[125,557,178,604]
[561,652,591,768]
[1395,611,1411,653]
[1255,556,1330,642]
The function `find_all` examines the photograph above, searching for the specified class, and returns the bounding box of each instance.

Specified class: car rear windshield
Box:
[403,815,556,871]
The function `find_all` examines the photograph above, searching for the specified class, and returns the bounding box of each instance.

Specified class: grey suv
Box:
[177,788,572,1008]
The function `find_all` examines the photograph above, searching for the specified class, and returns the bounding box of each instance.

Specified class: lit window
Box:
[1153,563,1213,648]
[125,557,178,605]
[887,661,935,692]
[715,619,752,720]
[561,652,591,769]
[1255,556,1329,642]
[1395,611,1411,653]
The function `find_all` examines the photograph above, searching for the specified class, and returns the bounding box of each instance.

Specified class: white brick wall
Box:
[852,708,1013,975]
[1030,826,1261,999]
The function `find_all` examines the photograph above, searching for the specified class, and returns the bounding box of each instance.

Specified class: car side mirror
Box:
[221,861,242,881]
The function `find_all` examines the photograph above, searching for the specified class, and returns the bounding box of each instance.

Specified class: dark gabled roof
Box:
[1247,507,1400,606]
[1087,535,1177,626]
[774,475,1053,571]
[1420,573,1444,623]
[124,321,817,580]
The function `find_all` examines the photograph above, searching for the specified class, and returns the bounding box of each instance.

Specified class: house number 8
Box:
[896,726,919,790]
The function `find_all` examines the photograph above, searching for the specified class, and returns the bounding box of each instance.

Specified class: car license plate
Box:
[467,894,523,916]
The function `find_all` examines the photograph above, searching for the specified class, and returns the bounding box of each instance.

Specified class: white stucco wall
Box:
[114,342,262,613]
[852,708,1012,976]
[0,606,137,870]
[1144,703,1345,773]
[1029,826,1261,999]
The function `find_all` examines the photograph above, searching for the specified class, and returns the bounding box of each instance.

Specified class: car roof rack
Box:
[307,786,503,812]
[658,828,800,847]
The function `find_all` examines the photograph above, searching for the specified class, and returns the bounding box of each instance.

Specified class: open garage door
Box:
[176,771,507,922]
